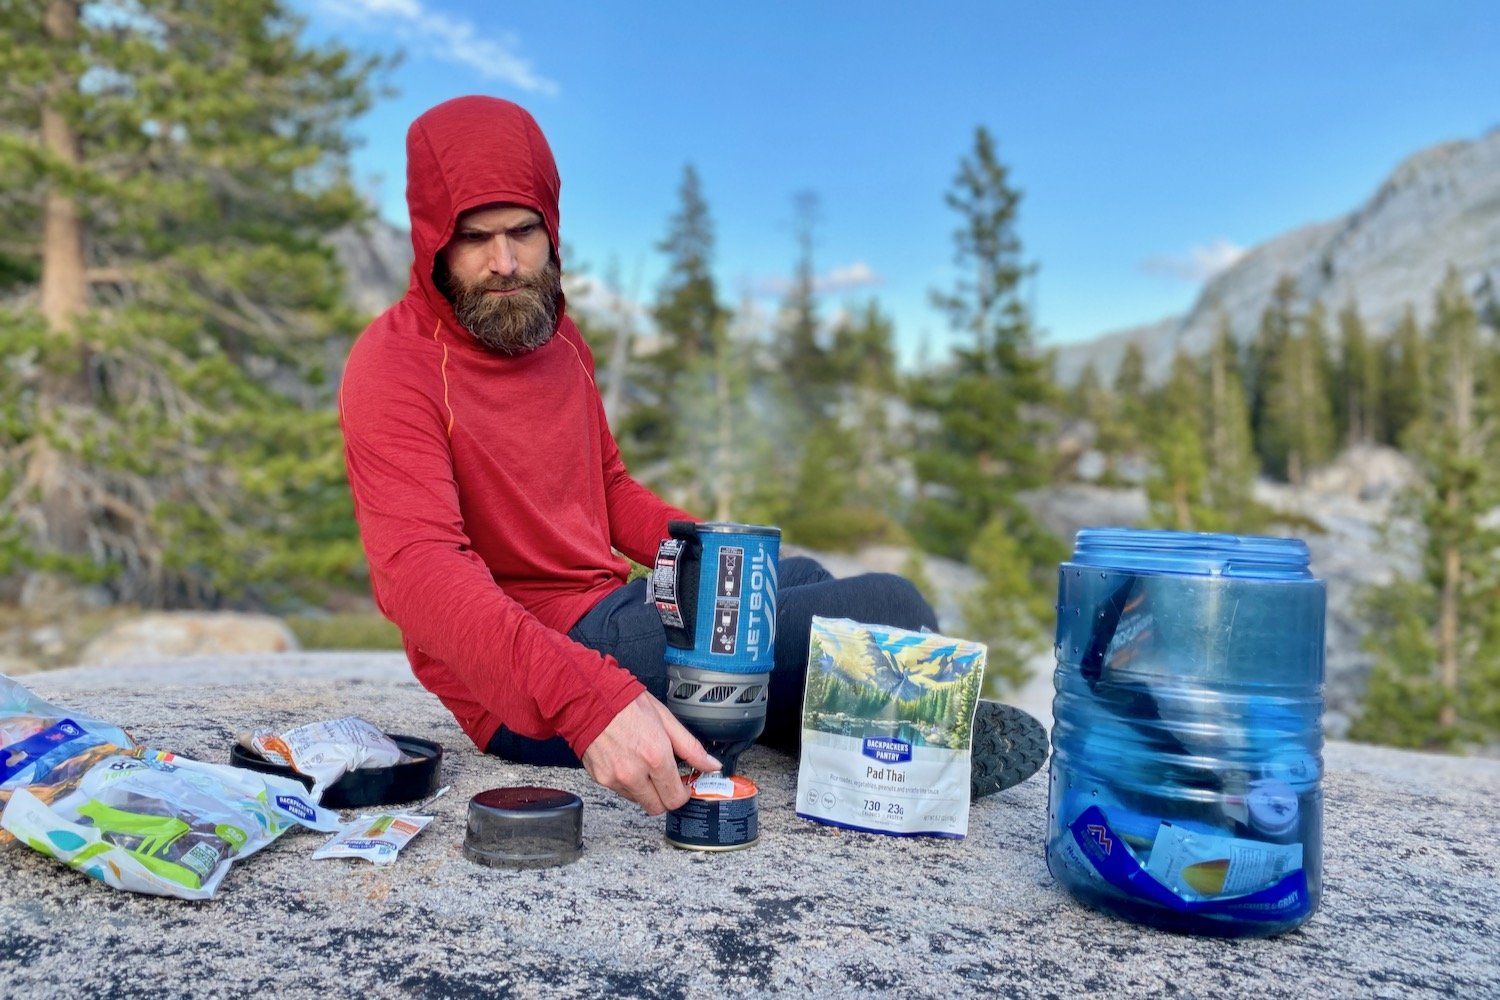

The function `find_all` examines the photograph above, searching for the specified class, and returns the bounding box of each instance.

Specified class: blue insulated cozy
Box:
[653,521,781,674]
[1046,528,1326,938]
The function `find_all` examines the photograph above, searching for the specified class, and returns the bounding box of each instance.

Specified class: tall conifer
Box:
[912,126,1056,562]
[0,0,382,604]
[1204,313,1259,528]
[1355,273,1500,747]
[1335,298,1381,446]
[1145,350,1209,530]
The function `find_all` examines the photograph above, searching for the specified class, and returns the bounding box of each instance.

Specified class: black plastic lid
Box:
[228,734,443,809]
[463,786,583,869]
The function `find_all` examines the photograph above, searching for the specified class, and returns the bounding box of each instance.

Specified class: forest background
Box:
[2,1,1498,755]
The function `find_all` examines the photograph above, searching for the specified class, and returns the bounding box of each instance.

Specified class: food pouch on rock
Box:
[1,749,339,899]
[795,617,987,838]
[0,674,138,845]
[250,716,403,798]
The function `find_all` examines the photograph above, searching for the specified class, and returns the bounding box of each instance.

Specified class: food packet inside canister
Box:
[1,749,340,899]
[0,674,139,844]
[1144,822,1304,900]
[250,716,403,798]
[312,812,434,865]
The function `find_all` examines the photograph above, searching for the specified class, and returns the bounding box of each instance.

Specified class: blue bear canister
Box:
[1046,528,1325,937]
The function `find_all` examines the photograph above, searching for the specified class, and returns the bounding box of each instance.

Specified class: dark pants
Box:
[485,556,939,766]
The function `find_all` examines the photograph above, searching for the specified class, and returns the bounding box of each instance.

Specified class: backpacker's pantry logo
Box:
[862,736,912,764]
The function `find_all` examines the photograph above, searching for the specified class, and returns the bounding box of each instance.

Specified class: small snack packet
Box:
[1145,823,1304,899]
[313,812,433,865]
[250,716,403,798]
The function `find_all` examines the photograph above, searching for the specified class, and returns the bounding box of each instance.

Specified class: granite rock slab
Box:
[1,654,1496,999]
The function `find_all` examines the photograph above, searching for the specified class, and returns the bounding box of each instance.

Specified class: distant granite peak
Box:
[1054,127,1500,385]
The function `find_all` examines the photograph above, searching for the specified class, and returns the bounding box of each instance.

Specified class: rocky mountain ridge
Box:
[335,128,1500,391]
[1053,127,1500,385]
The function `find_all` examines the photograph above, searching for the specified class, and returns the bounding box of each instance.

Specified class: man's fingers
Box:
[581,692,718,815]
[585,759,668,815]
[654,700,722,774]
[651,764,690,813]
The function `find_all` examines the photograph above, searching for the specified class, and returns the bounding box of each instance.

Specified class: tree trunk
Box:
[1173,475,1192,531]
[40,0,86,333]
[1439,528,1460,733]
[600,261,638,427]
[713,347,733,521]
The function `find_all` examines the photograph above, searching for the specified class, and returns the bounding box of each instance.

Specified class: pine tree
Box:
[765,298,907,551]
[624,164,741,515]
[1074,361,1128,485]
[1145,350,1209,530]
[909,126,1063,694]
[1069,361,1103,420]
[912,126,1057,564]
[775,189,829,411]
[1203,313,1260,529]
[1382,305,1429,449]
[1353,272,1500,748]
[1107,340,1149,476]
[1260,300,1336,484]
[1335,297,1382,446]
[0,0,383,605]
[961,514,1050,692]
[823,299,904,542]
[1248,275,1298,473]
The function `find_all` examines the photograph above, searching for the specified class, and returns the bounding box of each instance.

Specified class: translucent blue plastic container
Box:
[1046,528,1325,937]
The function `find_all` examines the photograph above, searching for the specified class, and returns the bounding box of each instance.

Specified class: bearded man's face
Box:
[436,204,560,355]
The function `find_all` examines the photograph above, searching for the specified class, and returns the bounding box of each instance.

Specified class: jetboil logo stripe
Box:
[744,543,776,663]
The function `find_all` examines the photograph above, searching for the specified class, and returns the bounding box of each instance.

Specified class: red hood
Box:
[404,96,563,319]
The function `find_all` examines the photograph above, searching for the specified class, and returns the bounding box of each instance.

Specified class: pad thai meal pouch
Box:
[795,617,988,838]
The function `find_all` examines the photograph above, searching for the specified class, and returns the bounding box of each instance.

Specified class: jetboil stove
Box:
[650,521,780,850]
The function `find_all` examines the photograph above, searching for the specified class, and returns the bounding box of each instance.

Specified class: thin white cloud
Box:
[756,260,884,297]
[563,272,649,328]
[314,0,558,95]
[1141,238,1246,283]
[818,261,881,292]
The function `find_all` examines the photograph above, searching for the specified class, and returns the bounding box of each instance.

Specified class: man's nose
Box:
[487,237,520,275]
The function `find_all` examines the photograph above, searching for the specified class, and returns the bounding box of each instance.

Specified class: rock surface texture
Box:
[2,654,1495,999]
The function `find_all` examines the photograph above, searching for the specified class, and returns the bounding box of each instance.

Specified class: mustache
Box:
[475,275,539,294]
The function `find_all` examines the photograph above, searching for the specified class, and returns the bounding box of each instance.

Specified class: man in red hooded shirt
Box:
[340,96,1041,815]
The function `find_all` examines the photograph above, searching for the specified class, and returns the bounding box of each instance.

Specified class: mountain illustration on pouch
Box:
[806,619,987,748]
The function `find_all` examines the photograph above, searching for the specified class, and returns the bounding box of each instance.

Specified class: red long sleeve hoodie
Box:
[339,96,691,755]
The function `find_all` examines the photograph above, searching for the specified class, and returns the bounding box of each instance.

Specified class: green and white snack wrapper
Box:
[1,749,339,900]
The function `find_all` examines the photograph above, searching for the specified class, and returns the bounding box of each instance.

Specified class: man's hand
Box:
[580,692,721,815]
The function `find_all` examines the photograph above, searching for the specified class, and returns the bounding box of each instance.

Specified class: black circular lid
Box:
[228,734,442,809]
[464,786,583,869]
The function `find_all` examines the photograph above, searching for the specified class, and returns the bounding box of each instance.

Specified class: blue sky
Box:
[294,1,1499,364]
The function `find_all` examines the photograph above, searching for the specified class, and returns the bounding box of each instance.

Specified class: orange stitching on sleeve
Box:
[433,319,454,436]
[563,334,597,390]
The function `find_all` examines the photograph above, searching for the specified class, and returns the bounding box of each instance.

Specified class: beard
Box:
[437,258,562,355]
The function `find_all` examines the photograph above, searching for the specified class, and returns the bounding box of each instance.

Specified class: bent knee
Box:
[866,572,939,631]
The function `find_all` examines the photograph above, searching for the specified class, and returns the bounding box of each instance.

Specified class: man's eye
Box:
[461,231,487,241]
[513,224,537,237]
